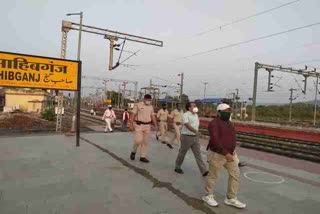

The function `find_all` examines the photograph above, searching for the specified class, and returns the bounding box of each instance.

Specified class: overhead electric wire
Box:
[120,50,141,64]
[152,76,178,85]
[194,0,301,36]
[141,22,320,67]
[171,22,320,63]
[294,77,304,92]
[117,39,126,64]
[232,41,320,63]
[286,59,320,66]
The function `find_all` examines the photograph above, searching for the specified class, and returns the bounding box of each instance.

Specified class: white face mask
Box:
[144,100,151,105]
[192,107,199,113]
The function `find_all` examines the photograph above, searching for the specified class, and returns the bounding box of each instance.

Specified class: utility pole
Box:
[67,12,83,138]
[117,84,121,109]
[121,82,128,108]
[235,89,239,120]
[251,62,259,122]
[202,82,208,99]
[251,62,319,122]
[289,88,297,123]
[230,92,236,118]
[313,75,319,126]
[179,73,184,104]
[149,79,154,106]
[202,82,208,114]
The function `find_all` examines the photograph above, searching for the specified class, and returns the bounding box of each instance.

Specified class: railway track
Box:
[200,128,320,163]
[76,109,320,163]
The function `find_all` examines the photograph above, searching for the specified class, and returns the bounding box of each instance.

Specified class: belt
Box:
[135,121,151,125]
[160,120,167,122]
[182,134,197,137]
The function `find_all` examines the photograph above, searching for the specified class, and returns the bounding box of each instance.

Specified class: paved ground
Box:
[0,130,319,214]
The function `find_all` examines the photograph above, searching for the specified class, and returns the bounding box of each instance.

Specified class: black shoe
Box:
[202,171,209,177]
[238,162,246,167]
[130,152,136,160]
[156,135,159,140]
[175,168,184,174]
[166,144,173,149]
[161,141,166,144]
[140,157,150,163]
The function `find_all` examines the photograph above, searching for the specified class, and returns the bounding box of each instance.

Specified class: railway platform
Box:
[0,131,319,214]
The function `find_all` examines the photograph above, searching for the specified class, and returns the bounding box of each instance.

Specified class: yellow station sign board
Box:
[104,99,112,103]
[0,51,80,91]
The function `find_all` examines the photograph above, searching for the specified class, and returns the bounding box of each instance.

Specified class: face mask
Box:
[144,100,151,105]
[177,107,182,111]
[220,112,231,121]
[192,107,199,113]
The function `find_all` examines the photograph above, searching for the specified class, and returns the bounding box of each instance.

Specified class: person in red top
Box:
[202,103,246,209]
[122,109,130,131]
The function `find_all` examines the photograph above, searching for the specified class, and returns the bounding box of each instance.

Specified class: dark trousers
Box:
[122,120,128,131]
[175,135,207,175]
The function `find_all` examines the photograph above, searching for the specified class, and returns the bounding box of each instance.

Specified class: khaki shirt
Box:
[132,102,154,123]
[170,109,183,123]
[157,109,169,122]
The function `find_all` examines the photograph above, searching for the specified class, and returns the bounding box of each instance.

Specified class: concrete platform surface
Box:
[0,132,319,214]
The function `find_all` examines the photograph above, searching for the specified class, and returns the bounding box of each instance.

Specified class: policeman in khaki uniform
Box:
[169,103,183,145]
[157,104,173,149]
[129,94,158,163]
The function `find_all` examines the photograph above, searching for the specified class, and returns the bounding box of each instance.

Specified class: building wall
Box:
[5,88,48,112]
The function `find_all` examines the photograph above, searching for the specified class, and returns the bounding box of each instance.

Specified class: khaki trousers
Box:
[159,121,168,142]
[205,151,240,199]
[132,124,151,157]
[171,123,181,144]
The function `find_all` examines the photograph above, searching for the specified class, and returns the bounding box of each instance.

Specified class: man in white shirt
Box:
[174,102,208,176]
[102,105,116,133]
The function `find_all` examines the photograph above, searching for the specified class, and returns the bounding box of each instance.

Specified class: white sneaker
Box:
[224,198,246,209]
[202,194,218,207]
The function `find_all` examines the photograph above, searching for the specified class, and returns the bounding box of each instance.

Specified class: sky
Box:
[1,0,320,104]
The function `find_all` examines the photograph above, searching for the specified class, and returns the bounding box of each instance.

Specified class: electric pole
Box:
[68,12,83,136]
[313,75,319,126]
[251,62,318,122]
[289,88,297,123]
[235,89,239,119]
[179,73,184,104]
[251,62,259,121]
[121,82,128,108]
[202,82,208,113]
[202,82,208,99]
[230,92,236,118]
[117,84,121,108]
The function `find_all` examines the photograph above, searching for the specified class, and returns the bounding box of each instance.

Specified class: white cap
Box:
[108,105,112,107]
[217,103,231,111]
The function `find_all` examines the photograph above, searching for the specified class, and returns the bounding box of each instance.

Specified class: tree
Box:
[175,94,190,105]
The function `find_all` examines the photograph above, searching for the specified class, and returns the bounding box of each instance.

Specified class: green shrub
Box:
[42,108,55,121]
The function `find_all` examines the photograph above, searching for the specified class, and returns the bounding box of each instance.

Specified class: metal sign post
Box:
[76,62,82,147]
